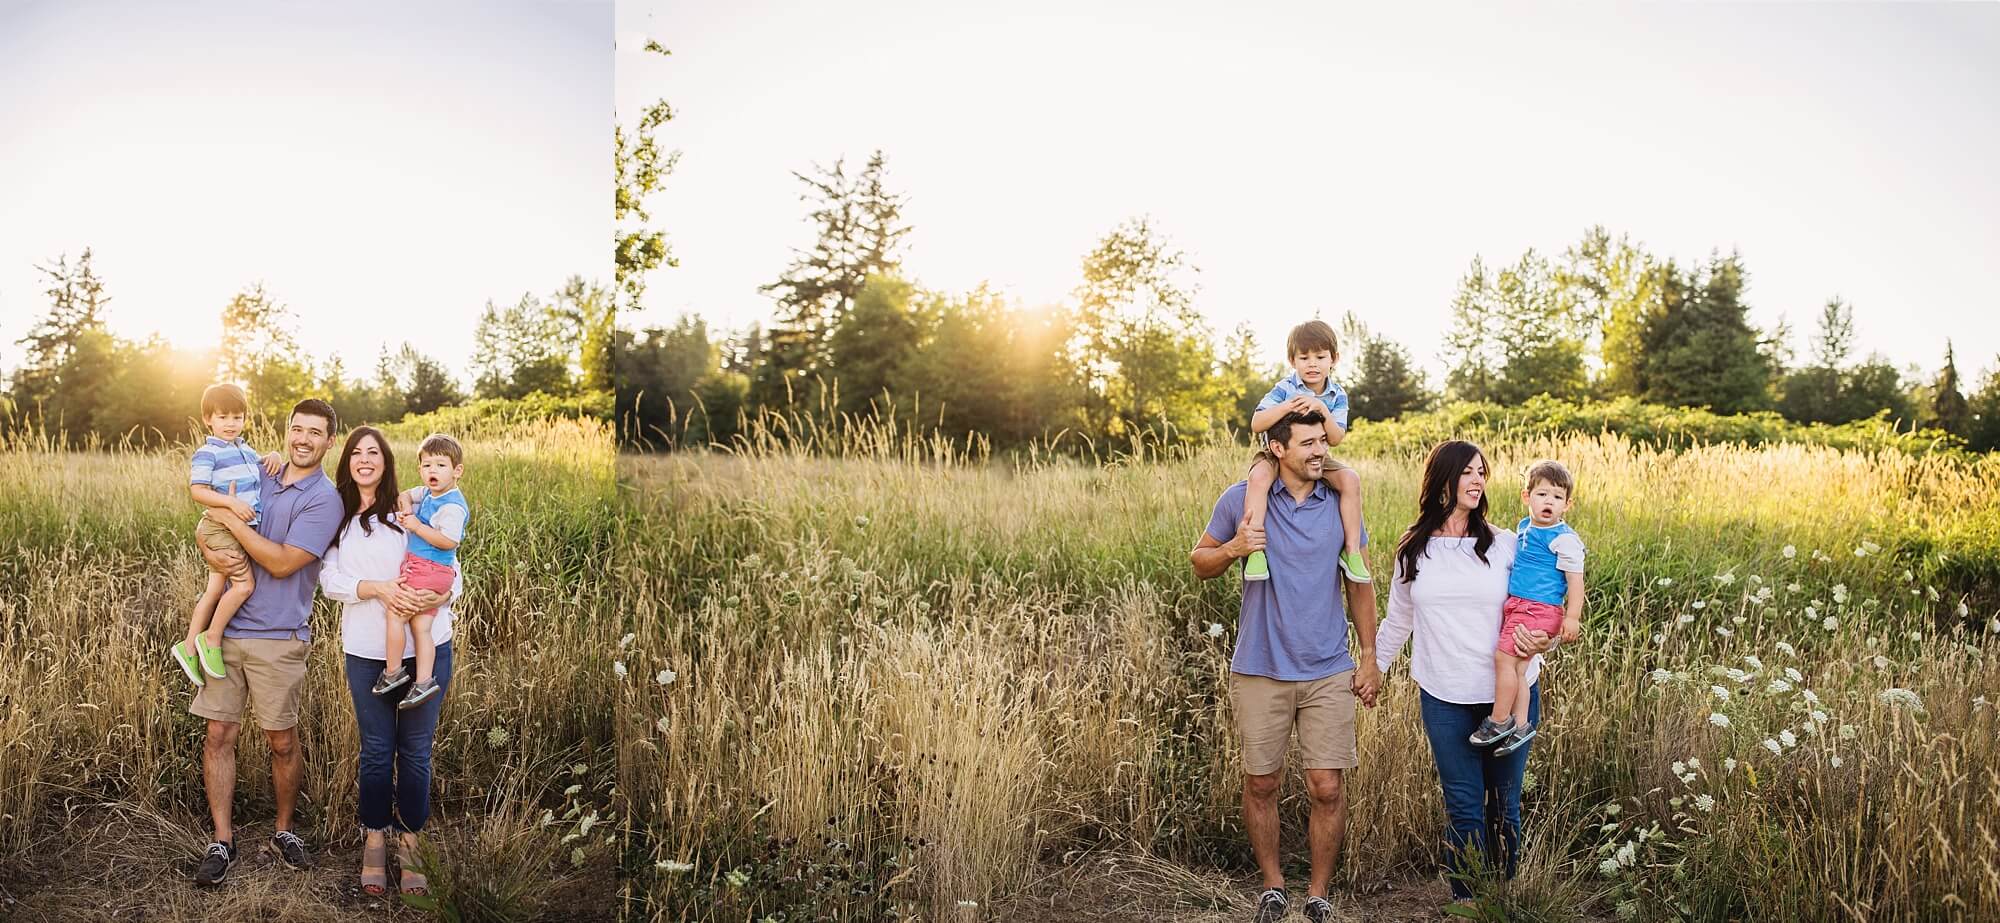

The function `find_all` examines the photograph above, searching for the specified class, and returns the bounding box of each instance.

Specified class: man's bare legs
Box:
[1243,771,1284,889]
[1304,769,1347,898]
[267,727,301,833]
[203,720,241,844]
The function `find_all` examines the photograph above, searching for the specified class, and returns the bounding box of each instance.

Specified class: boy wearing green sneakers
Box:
[172,383,262,687]
[1241,320,1370,585]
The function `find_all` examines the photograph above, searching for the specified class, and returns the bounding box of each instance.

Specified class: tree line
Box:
[1,248,613,446]
[617,150,2000,454]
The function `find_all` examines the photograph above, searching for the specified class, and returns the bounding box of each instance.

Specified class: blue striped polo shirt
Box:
[189,436,263,525]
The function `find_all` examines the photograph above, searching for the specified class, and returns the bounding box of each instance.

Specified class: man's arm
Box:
[210,509,318,578]
[1191,528,1262,581]
[1346,576,1380,704]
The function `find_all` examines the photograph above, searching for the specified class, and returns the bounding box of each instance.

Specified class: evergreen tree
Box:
[471,294,574,400]
[1442,256,1501,403]
[1348,333,1434,421]
[826,273,927,418]
[1071,217,1221,442]
[1924,341,1970,435]
[11,250,113,423]
[1636,253,1774,414]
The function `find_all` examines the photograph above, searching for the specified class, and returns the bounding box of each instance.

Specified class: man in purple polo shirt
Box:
[1191,407,1382,923]
[188,398,344,885]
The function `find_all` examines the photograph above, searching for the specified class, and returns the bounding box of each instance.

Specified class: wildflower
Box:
[1832,584,1849,604]
[1711,686,1731,701]
[1810,710,1827,725]
[1908,631,1922,643]
[1744,655,1765,670]
[1686,757,1701,770]
[1871,655,1889,671]
[1957,601,1971,618]
[1725,668,1751,684]
[1805,606,1819,620]
[958,900,979,909]
[658,669,677,686]
[656,715,671,734]
[1926,585,1939,601]
[1599,857,1621,877]
[1715,572,1736,586]
[1776,641,1797,656]
[1975,696,1991,711]
[1779,729,1797,748]
[487,727,511,747]
[1679,772,1696,784]
[1671,760,1687,776]
[618,633,636,649]
[1693,600,1708,610]
[659,860,695,873]
[564,783,583,796]
[1829,754,1844,768]
[726,868,751,888]
[1617,900,1639,921]
[1205,622,1224,638]
[1677,614,1696,625]
[1838,724,1858,740]
[1709,712,1731,728]
[1782,545,1796,559]
[1615,841,1638,867]
[1802,689,1820,706]
[1656,577,1674,587]
[1853,546,1869,558]
[1733,615,1747,625]
[1723,757,1737,772]
[1604,803,1622,816]
[1784,667,1803,683]
[1813,549,1831,562]
[1716,627,1734,638]
[855,515,871,528]
[1652,633,1665,644]
[614,661,628,679]
[1650,668,1676,685]
[1695,793,1715,812]
[1766,678,1792,694]
[1823,616,1840,631]
[1787,582,1802,593]
[1989,616,2000,634]
[1763,739,1782,756]
[1877,688,1925,713]
[1901,568,1914,583]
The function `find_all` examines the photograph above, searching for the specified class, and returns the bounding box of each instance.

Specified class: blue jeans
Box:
[343,642,453,833]
[1419,683,1539,900]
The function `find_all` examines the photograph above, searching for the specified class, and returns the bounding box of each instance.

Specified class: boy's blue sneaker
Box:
[1468,715,1515,747]
[1244,550,1270,582]
[1493,721,1538,756]
[170,641,206,688]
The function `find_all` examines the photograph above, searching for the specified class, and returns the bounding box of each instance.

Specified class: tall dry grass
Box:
[0,416,619,920]
[622,419,2000,922]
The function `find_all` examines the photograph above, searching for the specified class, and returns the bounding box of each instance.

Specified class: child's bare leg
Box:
[410,614,437,684]
[384,612,409,676]
[1491,649,1521,723]
[188,571,226,648]
[1328,467,1365,553]
[1511,658,1534,725]
[1243,456,1276,531]
[206,571,253,646]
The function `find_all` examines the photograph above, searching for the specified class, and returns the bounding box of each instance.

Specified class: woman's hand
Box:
[1512,625,1556,656]
[365,579,424,614]
[402,588,448,615]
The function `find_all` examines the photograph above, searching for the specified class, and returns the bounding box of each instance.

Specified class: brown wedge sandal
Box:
[397,836,430,896]
[360,832,389,896]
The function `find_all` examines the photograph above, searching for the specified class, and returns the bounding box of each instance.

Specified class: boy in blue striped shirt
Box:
[171,383,264,687]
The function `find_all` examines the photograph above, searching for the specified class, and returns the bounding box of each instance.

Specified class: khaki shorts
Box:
[1230,670,1359,776]
[195,516,244,554]
[189,637,310,731]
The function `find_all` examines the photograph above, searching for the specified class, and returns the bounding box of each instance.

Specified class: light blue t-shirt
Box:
[406,487,469,567]
[1507,518,1585,606]
[1205,478,1367,681]
[189,435,262,525]
[1255,371,1350,433]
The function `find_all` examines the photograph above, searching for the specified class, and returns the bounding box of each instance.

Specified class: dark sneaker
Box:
[1303,895,1336,923]
[372,667,411,696]
[397,676,441,711]
[193,840,233,886]
[1469,715,1516,748]
[1493,722,1538,757]
[272,830,310,869]
[1254,887,1289,923]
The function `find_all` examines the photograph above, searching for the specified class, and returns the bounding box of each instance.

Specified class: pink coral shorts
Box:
[399,553,456,619]
[1497,595,1563,658]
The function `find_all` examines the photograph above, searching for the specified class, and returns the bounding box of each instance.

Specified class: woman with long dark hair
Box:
[317,426,458,895]
[1373,440,1555,906]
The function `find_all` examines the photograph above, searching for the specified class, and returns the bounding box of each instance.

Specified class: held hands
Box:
[1284,395,1317,416]
[397,490,415,518]
[1559,617,1583,644]
[1351,659,1382,708]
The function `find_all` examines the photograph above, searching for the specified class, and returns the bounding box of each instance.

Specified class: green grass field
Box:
[625,424,2000,922]
[0,417,619,921]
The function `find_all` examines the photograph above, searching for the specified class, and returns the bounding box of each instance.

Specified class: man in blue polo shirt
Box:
[188,398,345,886]
[1191,407,1381,923]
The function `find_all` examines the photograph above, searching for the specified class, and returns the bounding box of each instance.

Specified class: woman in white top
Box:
[1374,439,1555,906]
[319,426,460,897]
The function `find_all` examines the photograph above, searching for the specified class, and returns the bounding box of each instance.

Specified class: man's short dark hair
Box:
[290,398,337,434]
[1268,408,1327,448]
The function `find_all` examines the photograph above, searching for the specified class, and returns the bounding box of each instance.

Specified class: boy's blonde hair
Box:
[1524,459,1574,495]
[418,433,464,466]
[200,383,248,419]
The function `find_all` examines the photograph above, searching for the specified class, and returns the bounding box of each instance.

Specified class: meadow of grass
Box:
[624,417,2000,923]
[0,416,619,921]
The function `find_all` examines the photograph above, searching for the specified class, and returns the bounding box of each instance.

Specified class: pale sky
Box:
[620,0,2000,386]
[0,0,609,384]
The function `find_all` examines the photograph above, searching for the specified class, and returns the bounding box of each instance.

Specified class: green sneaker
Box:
[170,641,205,687]
[1338,549,1372,583]
[1244,550,1270,582]
[197,634,227,679]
